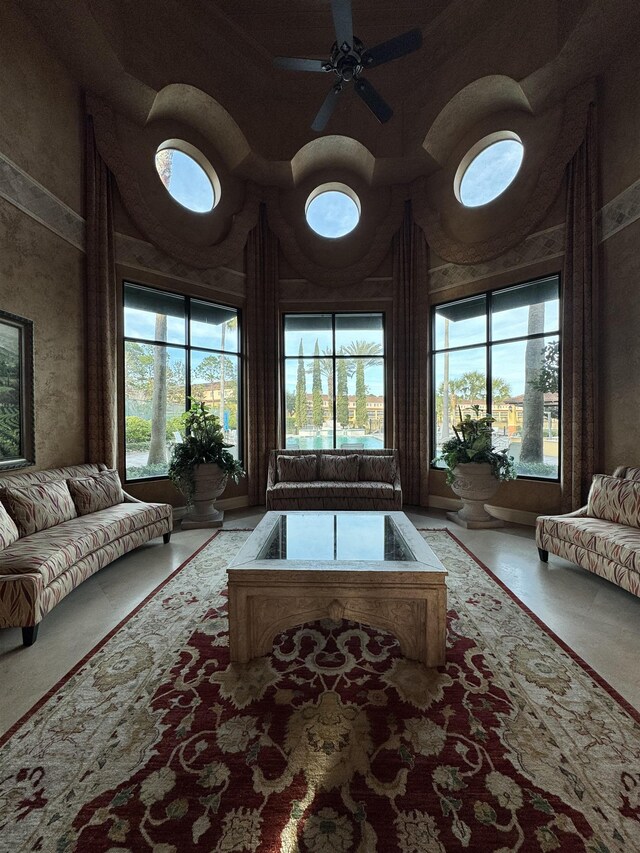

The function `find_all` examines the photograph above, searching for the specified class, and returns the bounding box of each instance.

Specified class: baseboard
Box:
[173,494,251,521]
[428,494,539,527]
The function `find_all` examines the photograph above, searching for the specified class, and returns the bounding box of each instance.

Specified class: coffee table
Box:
[227,511,447,667]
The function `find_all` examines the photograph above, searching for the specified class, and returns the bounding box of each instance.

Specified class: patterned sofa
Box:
[536,466,640,597]
[0,463,172,646]
[266,448,402,510]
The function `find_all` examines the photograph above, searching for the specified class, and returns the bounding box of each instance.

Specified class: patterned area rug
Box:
[1,529,639,852]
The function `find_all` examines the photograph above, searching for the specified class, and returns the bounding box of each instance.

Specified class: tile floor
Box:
[1,507,639,737]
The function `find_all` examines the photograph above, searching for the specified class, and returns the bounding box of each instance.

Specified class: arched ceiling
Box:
[17,0,640,185]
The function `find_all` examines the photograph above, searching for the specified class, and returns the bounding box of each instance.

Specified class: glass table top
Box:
[258,513,415,562]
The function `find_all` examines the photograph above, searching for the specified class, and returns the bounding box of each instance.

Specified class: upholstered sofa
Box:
[266,448,402,510]
[536,466,640,597]
[0,463,173,646]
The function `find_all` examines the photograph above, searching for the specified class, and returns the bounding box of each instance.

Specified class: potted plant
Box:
[168,398,245,529]
[432,405,516,528]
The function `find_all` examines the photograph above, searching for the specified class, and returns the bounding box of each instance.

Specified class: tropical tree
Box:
[311,339,324,428]
[294,339,307,429]
[520,304,545,462]
[340,340,383,430]
[336,358,349,427]
[355,361,367,427]
[147,314,168,465]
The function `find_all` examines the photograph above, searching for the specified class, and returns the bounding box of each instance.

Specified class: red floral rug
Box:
[1,529,639,852]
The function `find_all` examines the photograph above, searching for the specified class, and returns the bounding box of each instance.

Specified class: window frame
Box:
[281,311,387,450]
[122,280,243,484]
[429,274,562,483]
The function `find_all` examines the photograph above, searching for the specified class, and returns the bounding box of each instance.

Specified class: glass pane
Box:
[260,514,414,561]
[124,343,186,480]
[124,284,186,345]
[491,335,559,479]
[434,296,487,350]
[433,347,487,464]
[491,278,560,341]
[190,352,240,457]
[155,148,214,213]
[459,138,524,207]
[284,314,333,357]
[190,301,239,352]
[336,357,385,449]
[284,357,334,450]
[306,191,360,238]
[335,313,384,353]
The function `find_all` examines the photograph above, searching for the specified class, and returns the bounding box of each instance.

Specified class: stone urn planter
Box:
[446,462,503,529]
[181,463,228,530]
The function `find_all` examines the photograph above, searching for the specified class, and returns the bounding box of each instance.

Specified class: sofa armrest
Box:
[537,505,588,521]
[266,452,277,490]
[122,491,144,503]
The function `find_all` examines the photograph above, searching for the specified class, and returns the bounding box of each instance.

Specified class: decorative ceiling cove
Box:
[14,1,640,283]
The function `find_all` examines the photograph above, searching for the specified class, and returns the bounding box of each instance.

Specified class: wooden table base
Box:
[227,574,447,668]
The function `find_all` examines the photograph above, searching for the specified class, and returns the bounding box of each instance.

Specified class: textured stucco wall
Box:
[0,5,85,471]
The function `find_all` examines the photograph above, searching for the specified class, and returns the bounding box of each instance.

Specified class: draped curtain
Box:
[392,200,430,506]
[561,104,598,511]
[246,204,279,505]
[85,116,117,468]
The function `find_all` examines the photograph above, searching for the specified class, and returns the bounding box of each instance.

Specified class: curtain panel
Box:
[85,116,117,468]
[392,200,430,506]
[246,204,279,505]
[561,104,598,511]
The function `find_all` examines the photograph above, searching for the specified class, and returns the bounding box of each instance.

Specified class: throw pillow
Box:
[2,480,77,537]
[276,454,318,483]
[67,469,125,516]
[319,454,359,482]
[359,454,397,484]
[587,473,640,527]
[0,502,20,548]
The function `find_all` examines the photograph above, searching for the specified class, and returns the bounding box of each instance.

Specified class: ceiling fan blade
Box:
[331,0,353,50]
[273,56,327,72]
[354,78,393,124]
[361,28,422,69]
[312,86,342,132]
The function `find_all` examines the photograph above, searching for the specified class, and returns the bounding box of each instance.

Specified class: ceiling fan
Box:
[273,0,422,132]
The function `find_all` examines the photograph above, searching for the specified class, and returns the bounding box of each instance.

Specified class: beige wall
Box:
[0,5,86,472]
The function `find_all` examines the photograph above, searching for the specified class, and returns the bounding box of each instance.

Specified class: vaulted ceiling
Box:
[19,0,640,182]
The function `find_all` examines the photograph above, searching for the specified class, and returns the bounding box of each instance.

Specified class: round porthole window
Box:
[455,132,524,207]
[305,183,361,238]
[155,141,219,213]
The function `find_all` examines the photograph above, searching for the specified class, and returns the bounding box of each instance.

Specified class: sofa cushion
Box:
[538,515,640,575]
[0,501,172,587]
[268,480,394,500]
[67,469,125,515]
[319,454,359,482]
[0,503,19,549]
[277,454,317,482]
[359,454,396,484]
[1,480,77,537]
[587,474,640,528]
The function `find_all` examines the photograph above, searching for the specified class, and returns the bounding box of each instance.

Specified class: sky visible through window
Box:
[155,149,214,213]
[459,139,524,207]
[306,191,360,238]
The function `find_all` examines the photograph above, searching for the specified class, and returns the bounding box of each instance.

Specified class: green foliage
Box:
[168,398,244,502]
[294,340,307,429]
[126,462,169,480]
[432,405,517,485]
[516,460,557,478]
[355,361,367,427]
[336,358,349,427]
[125,416,151,445]
[311,339,324,427]
[529,340,559,394]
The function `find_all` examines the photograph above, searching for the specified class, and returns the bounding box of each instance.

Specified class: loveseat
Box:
[0,463,173,646]
[266,448,402,510]
[536,466,640,597]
